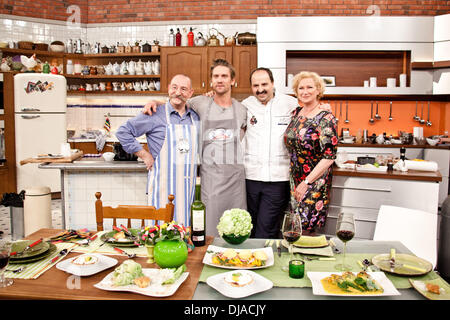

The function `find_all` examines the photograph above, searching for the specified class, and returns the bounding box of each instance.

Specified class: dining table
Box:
[0,228,445,300]
[0,228,214,300]
[193,237,438,300]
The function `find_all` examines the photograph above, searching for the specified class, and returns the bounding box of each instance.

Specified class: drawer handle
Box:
[332,185,391,192]
[21,115,40,119]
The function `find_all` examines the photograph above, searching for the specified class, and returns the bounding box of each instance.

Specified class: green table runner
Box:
[199,252,442,289]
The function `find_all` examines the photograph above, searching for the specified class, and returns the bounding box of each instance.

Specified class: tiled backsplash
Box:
[1,14,256,47]
[67,95,166,133]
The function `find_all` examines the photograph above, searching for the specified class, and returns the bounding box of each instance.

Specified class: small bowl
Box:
[343,136,354,144]
[426,138,439,146]
[102,152,115,162]
[50,44,65,52]
[222,233,250,245]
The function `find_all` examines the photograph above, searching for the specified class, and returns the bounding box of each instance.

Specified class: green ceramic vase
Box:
[222,233,250,245]
[154,240,188,268]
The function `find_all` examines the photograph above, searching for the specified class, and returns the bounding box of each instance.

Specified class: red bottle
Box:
[188,27,194,47]
[175,28,181,46]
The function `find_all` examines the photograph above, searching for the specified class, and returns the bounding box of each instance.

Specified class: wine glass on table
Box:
[281,212,302,272]
[335,212,355,271]
[0,240,13,287]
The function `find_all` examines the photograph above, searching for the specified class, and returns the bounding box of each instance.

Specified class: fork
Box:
[5,266,26,274]
[303,256,336,261]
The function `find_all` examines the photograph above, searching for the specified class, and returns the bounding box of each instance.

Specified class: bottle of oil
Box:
[191,177,205,246]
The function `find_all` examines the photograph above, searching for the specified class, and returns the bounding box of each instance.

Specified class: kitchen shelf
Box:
[411,60,450,70]
[0,48,160,59]
[67,90,162,95]
[0,48,64,57]
[82,52,160,58]
[64,74,160,79]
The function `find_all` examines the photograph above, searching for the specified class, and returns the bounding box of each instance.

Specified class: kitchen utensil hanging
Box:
[426,101,432,126]
[420,102,425,124]
[345,101,349,123]
[389,101,393,121]
[375,101,381,120]
[413,101,420,121]
[369,101,375,123]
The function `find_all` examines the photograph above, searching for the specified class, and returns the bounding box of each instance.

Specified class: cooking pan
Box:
[236,32,256,45]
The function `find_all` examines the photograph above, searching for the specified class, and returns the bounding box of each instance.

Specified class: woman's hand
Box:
[294,181,308,202]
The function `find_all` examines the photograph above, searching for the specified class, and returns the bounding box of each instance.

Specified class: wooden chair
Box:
[95,192,175,231]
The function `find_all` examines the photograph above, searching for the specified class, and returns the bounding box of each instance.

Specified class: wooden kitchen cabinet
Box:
[0,72,17,194]
[160,47,208,93]
[232,46,257,94]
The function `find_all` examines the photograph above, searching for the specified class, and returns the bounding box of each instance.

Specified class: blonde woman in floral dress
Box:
[283,71,338,232]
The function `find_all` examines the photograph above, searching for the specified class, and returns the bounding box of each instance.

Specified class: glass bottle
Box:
[175,28,182,46]
[191,177,206,246]
[169,28,175,46]
[188,27,194,47]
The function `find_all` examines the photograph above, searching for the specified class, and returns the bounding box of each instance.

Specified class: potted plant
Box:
[139,221,188,267]
[217,208,253,245]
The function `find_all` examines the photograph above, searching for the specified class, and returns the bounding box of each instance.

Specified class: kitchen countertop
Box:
[333,166,442,182]
[337,142,450,149]
[39,157,147,171]
[39,158,442,182]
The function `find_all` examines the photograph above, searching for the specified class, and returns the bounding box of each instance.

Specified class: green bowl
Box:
[222,233,250,245]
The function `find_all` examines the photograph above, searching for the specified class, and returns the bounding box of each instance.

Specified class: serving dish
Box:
[409,278,450,300]
[94,268,189,297]
[307,271,400,297]
[100,228,139,247]
[292,235,329,248]
[206,270,273,298]
[203,245,274,270]
[56,253,118,277]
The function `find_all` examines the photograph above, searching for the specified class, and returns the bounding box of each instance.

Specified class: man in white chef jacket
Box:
[242,68,298,238]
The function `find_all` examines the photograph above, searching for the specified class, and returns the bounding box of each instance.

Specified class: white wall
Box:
[433,13,450,94]
[256,16,437,95]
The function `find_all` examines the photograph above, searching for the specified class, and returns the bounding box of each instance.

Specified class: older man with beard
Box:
[116,74,200,228]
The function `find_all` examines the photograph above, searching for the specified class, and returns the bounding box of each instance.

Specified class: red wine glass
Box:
[335,212,355,271]
[281,212,302,271]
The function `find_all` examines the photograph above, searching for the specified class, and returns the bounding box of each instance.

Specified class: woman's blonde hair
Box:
[291,71,325,100]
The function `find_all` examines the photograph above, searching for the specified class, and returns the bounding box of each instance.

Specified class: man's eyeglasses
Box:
[169,84,190,94]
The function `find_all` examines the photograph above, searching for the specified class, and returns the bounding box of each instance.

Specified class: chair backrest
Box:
[373,205,438,267]
[95,192,174,231]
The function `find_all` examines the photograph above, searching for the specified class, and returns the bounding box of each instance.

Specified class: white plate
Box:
[307,271,401,297]
[206,270,273,298]
[56,253,118,277]
[94,268,189,297]
[203,245,274,270]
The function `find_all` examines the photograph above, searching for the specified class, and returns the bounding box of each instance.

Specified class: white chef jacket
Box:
[242,93,298,182]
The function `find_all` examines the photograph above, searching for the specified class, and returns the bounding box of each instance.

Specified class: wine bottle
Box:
[191,177,206,246]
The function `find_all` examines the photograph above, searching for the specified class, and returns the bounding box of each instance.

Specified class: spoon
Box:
[413,101,420,121]
[335,101,339,123]
[388,101,393,121]
[420,102,425,124]
[369,101,375,123]
[345,101,349,123]
[375,101,381,120]
[426,101,432,127]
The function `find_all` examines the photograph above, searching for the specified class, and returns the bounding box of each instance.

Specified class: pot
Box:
[194,32,206,46]
[237,32,257,45]
[207,28,222,46]
[112,142,138,161]
[224,32,238,46]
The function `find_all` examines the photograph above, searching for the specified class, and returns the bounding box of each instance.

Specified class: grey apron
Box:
[200,99,247,237]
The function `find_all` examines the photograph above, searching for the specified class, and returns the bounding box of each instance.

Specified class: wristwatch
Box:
[304,178,310,185]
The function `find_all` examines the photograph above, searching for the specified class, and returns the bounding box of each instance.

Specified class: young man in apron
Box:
[116,74,200,227]
[142,60,247,237]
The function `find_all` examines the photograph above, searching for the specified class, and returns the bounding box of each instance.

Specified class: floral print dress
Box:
[284,107,338,231]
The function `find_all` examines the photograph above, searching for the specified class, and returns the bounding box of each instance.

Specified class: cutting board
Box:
[20,151,84,165]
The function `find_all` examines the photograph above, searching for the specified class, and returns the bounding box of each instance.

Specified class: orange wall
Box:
[330,100,449,138]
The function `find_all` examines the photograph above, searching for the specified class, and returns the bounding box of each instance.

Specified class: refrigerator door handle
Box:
[21,107,41,112]
[21,115,41,119]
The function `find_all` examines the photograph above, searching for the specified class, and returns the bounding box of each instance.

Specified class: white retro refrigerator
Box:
[14,73,67,193]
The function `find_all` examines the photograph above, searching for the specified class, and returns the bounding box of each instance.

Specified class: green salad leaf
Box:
[112,260,144,286]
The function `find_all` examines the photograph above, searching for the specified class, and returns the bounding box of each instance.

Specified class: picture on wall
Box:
[321,76,336,87]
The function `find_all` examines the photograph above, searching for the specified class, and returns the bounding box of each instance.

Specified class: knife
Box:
[10,238,43,256]
[276,240,281,257]
[49,249,68,265]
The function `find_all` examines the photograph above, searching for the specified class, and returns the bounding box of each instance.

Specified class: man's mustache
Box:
[256,90,267,95]
[169,94,187,102]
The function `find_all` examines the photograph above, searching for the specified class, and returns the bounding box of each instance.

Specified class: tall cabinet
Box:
[0,72,17,194]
